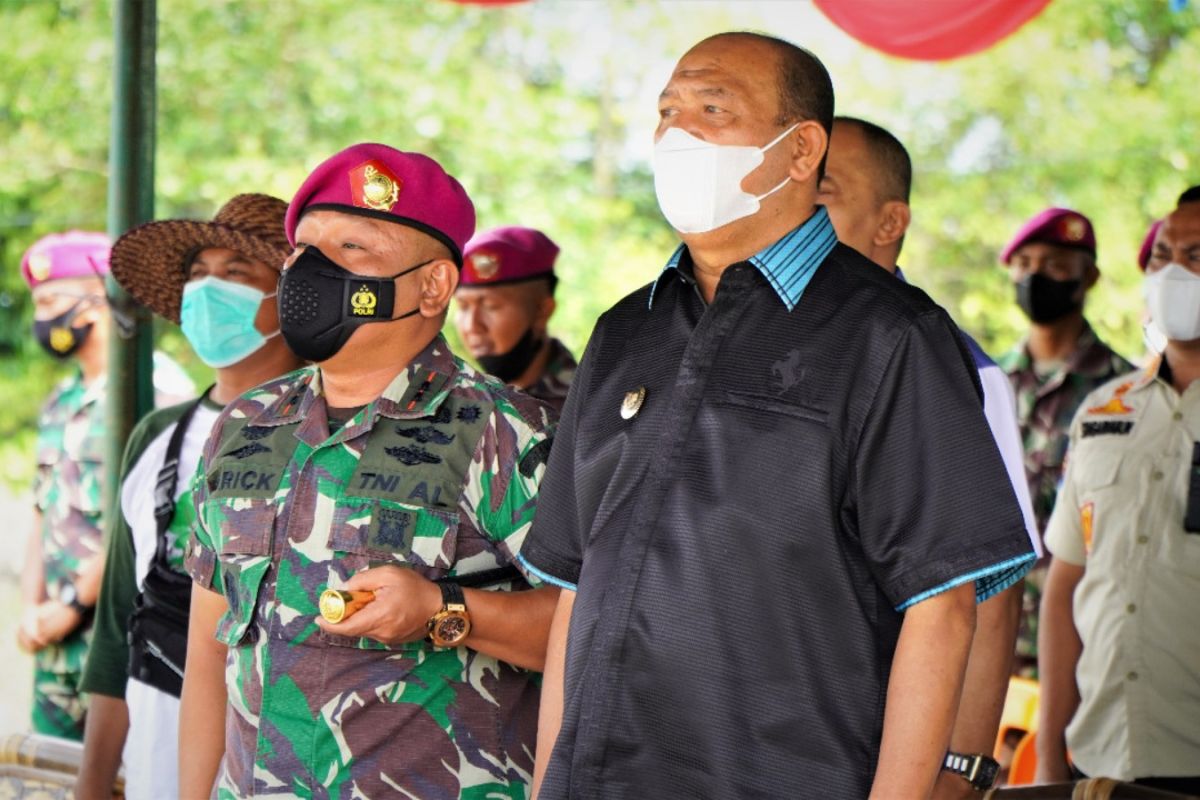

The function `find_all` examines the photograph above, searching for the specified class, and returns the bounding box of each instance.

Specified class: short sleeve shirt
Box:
[519,213,1036,799]
[186,335,555,799]
[1045,359,1200,779]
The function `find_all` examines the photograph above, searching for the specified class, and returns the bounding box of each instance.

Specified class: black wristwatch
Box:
[59,583,91,617]
[942,751,1000,791]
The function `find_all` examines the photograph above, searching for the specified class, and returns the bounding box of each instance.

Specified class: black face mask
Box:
[33,297,97,359]
[277,246,430,363]
[478,327,544,383]
[1015,273,1083,324]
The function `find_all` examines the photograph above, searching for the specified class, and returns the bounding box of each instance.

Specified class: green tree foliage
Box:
[0,0,1196,487]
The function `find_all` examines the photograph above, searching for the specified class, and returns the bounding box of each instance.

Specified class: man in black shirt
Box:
[520,32,1035,798]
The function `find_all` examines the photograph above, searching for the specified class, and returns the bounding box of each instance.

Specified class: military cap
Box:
[461,226,560,286]
[1001,208,1096,264]
[21,231,111,289]
[285,143,475,267]
[1137,219,1162,272]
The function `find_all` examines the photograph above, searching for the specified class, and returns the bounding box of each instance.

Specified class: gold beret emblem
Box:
[1063,217,1086,241]
[28,252,53,282]
[469,251,500,281]
[361,165,400,212]
[350,285,378,316]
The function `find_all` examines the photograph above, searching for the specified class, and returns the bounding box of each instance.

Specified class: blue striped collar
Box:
[649,206,838,312]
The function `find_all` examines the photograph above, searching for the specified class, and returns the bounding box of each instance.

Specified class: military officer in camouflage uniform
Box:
[180,144,559,799]
[996,207,1131,674]
[455,226,577,413]
[17,231,114,740]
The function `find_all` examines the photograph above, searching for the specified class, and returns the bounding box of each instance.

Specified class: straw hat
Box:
[110,193,291,323]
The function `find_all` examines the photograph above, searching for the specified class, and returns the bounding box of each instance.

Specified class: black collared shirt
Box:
[521,233,1034,798]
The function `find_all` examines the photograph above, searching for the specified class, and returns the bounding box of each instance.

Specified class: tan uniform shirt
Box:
[1046,360,1200,778]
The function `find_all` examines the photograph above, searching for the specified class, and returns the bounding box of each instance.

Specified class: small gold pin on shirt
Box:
[621,386,646,420]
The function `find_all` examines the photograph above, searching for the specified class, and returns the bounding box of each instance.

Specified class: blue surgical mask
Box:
[180,276,277,367]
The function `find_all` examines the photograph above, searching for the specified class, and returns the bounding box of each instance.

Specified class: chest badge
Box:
[620,386,646,420]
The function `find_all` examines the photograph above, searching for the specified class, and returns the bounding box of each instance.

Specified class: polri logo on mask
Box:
[350,286,378,317]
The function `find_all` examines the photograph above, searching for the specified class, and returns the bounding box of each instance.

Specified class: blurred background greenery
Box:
[0,0,1196,494]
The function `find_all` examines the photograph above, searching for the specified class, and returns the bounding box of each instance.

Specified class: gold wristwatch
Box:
[427,582,471,648]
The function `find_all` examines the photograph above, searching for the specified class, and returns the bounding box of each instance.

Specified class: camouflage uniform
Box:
[187,335,553,799]
[997,322,1131,673]
[525,336,577,414]
[31,371,107,739]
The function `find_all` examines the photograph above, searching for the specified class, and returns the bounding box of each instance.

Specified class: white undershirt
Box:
[118,403,219,800]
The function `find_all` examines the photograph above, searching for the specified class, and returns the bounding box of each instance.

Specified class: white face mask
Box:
[1144,263,1200,343]
[653,123,799,234]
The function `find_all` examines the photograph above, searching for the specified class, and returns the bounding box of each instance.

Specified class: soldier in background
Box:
[455,226,576,412]
[819,115,1039,796]
[1037,190,1200,793]
[179,144,558,798]
[996,208,1131,675]
[17,231,114,741]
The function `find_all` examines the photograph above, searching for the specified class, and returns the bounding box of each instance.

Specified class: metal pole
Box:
[105,0,156,513]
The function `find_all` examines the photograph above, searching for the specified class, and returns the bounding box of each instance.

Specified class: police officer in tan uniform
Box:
[1038,189,1200,793]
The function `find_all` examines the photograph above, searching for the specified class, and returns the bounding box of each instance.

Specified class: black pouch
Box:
[127,397,204,698]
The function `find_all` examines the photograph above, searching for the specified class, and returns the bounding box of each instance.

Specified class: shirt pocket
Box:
[715,390,830,426]
[205,497,276,646]
[327,496,460,578]
[320,497,460,651]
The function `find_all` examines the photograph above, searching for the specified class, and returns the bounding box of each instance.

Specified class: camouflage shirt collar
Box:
[78,370,107,410]
[1011,320,1112,380]
[251,336,458,429]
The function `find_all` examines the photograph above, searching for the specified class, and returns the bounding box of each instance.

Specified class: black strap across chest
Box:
[128,394,206,698]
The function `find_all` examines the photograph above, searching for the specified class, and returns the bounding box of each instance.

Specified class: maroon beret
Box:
[1001,208,1096,264]
[285,143,475,266]
[461,226,560,286]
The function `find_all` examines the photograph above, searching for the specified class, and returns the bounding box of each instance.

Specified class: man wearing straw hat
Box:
[180,144,558,798]
[17,231,114,742]
[74,194,302,800]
